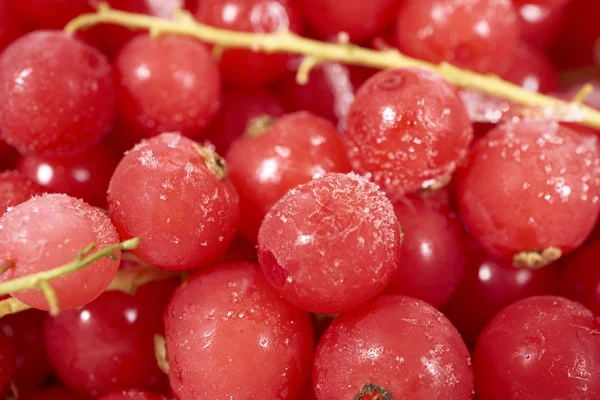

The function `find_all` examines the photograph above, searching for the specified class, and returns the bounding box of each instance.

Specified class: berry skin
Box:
[557,239,600,315]
[257,173,401,314]
[114,35,221,141]
[98,390,166,400]
[455,120,600,264]
[395,0,520,74]
[0,310,51,392]
[0,194,121,311]
[0,171,45,215]
[44,278,177,397]
[313,295,474,400]
[165,261,314,400]
[345,68,473,198]
[226,111,351,243]
[0,31,116,156]
[442,243,558,348]
[17,144,118,208]
[108,133,239,271]
[299,0,403,42]
[513,0,569,49]
[501,43,558,93]
[194,0,303,86]
[474,296,600,399]
[206,88,286,155]
[384,194,467,308]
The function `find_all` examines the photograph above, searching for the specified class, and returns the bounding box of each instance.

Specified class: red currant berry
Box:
[21,386,81,400]
[17,144,118,208]
[0,171,45,215]
[313,295,473,400]
[114,35,221,141]
[0,331,13,397]
[258,173,401,313]
[395,0,520,74]
[165,261,313,400]
[205,88,286,155]
[227,111,351,243]
[277,62,372,128]
[502,43,558,93]
[557,239,600,315]
[0,310,51,392]
[299,0,402,42]
[514,0,569,49]
[345,68,473,198]
[108,133,239,271]
[384,194,467,307]
[98,390,166,400]
[442,243,558,348]
[0,1,27,52]
[0,194,121,311]
[0,31,116,156]
[474,296,600,399]
[455,120,600,265]
[194,0,303,86]
[44,278,177,397]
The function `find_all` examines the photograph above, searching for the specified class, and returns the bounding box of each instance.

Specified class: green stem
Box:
[0,237,140,297]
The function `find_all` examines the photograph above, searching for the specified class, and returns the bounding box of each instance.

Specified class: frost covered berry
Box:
[108,133,239,271]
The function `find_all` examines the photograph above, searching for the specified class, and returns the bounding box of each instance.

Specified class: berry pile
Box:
[0,0,599,399]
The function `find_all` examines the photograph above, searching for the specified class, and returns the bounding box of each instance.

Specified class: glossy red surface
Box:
[443,244,558,348]
[513,0,569,48]
[345,68,473,198]
[557,239,600,315]
[17,144,118,207]
[455,120,600,261]
[108,133,240,271]
[0,310,51,392]
[474,296,600,399]
[0,194,120,310]
[313,295,473,399]
[0,31,115,156]
[226,112,351,243]
[165,261,314,400]
[0,171,45,215]
[257,173,401,313]
[195,0,303,86]
[395,0,519,74]
[114,35,221,141]
[44,279,177,397]
[384,194,467,307]
[99,389,166,400]
[299,0,402,42]
[502,43,558,93]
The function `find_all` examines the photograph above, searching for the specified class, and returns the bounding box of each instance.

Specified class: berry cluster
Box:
[0,0,599,399]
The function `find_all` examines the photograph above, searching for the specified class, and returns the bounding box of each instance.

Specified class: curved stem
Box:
[0,237,140,297]
[64,5,600,129]
[0,298,31,317]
